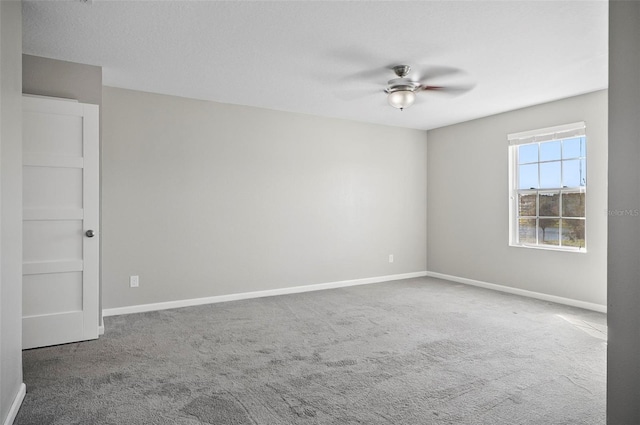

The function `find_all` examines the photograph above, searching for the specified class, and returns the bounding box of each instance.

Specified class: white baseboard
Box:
[98,324,105,335]
[426,271,607,313]
[103,271,428,317]
[3,383,26,425]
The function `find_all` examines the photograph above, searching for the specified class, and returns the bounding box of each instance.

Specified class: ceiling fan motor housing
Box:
[385,78,420,94]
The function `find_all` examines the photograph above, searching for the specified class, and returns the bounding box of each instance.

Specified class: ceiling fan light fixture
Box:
[387,89,415,111]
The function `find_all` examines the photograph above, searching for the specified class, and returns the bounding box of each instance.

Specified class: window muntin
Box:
[509,125,586,252]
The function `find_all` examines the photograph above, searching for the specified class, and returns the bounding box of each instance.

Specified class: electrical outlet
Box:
[130,275,139,288]
[389,254,394,263]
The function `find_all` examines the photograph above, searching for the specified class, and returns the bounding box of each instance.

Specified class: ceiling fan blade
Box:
[329,47,382,69]
[418,82,476,96]
[414,65,465,82]
[328,46,394,83]
[340,66,390,83]
[335,87,382,101]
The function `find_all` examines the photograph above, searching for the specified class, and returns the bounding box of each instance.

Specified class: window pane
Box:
[561,219,585,248]
[539,192,559,216]
[518,218,537,244]
[562,192,585,217]
[540,141,561,161]
[562,159,582,187]
[518,144,538,164]
[519,163,538,189]
[538,218,560,246]
[563,137,583,159]
[539,162,561,189]
[518,193,537,216]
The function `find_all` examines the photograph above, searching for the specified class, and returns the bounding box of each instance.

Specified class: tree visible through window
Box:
[509,123,586,251]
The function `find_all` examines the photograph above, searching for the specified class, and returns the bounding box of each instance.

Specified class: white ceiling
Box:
[22,1,608,131]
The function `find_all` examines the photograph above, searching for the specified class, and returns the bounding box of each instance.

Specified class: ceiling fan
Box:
[384,64,473,111]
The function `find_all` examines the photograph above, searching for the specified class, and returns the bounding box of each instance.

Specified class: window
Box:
[508,122,586,251]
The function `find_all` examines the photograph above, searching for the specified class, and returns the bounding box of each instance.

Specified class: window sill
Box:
[509,243,587,253]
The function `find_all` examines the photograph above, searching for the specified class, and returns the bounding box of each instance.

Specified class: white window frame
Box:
[508,122,587,252]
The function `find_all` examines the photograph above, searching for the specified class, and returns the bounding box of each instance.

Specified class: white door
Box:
[22,95,99,349]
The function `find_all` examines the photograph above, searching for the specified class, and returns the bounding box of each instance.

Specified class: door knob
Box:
[85,230,95,238]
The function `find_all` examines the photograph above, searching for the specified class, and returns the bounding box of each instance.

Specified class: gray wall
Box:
[102,87,427,309]
[427,90,607,307]
[608,1,640,422]
[22,54,102,106]
[0,1,23,423]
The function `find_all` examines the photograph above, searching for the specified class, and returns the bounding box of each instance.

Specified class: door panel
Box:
[22,95,99,349]
[23,111,83,156]
[23,312,85,350]
[23,272,83,316]
[23,220,83,261]
[23,166,83,209]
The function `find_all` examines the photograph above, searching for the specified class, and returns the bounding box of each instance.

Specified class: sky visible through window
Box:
[518,137,586,189]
